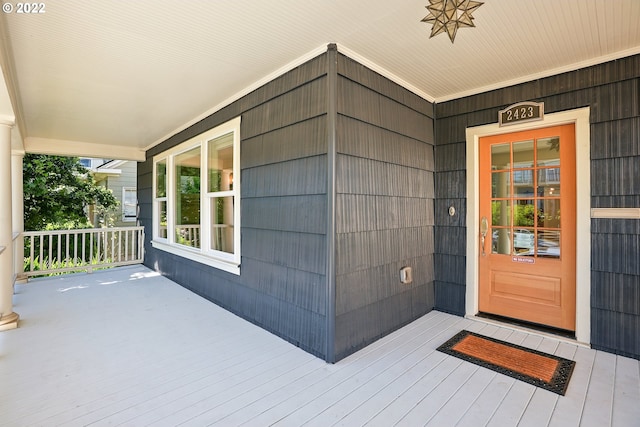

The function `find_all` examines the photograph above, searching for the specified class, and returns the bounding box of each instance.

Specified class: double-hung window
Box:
[152,117,241,274]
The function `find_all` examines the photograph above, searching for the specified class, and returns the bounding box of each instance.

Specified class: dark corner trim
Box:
[325,43,338,363]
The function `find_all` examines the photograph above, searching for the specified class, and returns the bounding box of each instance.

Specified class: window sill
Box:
[151,240,240,275]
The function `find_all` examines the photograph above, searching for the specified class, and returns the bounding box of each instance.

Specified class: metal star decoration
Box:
[421,0,484,43]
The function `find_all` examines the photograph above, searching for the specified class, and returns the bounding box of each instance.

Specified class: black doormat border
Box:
[437,330,576,396]
[476,312,576,339]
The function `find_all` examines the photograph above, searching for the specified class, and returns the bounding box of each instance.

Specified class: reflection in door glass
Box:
[491,143,511,170]
[492,228,511,255]
[491,200,511,226]
[514,200,535,226]
[513,140,534,168]
[513,169,534,196]
[537,199,560,228]
[513,228,535,254]
[491,172,511,198]
[537,168,560,196]
[537,137,560,166]
[538,230,560,258]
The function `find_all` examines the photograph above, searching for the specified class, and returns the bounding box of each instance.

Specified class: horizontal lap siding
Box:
[241,92,328,355]
[333,54,435,360]
[434,54,640,359]
[139,54,329,359]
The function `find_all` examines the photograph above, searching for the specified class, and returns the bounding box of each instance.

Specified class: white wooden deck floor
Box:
[1,265,638,426]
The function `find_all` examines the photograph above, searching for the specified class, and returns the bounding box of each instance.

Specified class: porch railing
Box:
[22,226,144,277]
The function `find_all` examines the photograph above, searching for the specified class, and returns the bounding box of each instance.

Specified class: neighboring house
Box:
[78,157,108,170]
[87,159,138,227]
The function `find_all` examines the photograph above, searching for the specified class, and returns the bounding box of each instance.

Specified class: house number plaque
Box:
[499,101,544,127]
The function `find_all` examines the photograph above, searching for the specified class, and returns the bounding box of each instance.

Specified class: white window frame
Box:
[153,157,169,242]
[122,187,137,222]
[152,117,241,275]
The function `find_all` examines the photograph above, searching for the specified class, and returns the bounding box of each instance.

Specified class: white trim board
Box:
[591,208,640,219]
[25,137,145,161]
[465,107,591,345]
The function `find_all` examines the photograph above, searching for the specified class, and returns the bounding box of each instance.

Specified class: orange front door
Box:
[478,124,576,331]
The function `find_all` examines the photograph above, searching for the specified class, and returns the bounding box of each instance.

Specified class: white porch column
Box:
[12,149,25,282]
[0,120,19,331]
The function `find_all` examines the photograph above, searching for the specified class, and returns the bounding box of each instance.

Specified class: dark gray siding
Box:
[333,54,435,360]
[591,220,640,359]
[139,48,436,362]
[139,54,330,359]
[434,54,640,359]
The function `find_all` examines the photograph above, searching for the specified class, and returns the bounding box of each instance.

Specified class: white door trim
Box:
[465,107,591,344]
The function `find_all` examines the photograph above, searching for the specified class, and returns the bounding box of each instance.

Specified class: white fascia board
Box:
[25,137,145,161]
[91,169,122,176]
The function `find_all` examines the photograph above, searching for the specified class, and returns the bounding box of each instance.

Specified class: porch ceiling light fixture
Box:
[421,0,484,43]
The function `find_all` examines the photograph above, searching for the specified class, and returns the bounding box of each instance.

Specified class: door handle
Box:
[480,216,489,257]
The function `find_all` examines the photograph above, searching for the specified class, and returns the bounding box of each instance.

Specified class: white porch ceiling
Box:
[2,0,640,159]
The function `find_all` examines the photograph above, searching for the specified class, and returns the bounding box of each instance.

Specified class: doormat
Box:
[437,330,575,395]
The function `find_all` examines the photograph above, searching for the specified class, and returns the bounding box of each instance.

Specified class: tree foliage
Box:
[23,154,118,231]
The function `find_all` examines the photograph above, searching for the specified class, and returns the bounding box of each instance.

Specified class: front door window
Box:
[490,136,561,259]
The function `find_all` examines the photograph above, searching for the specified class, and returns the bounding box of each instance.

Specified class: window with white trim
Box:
[152,117,241,274]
